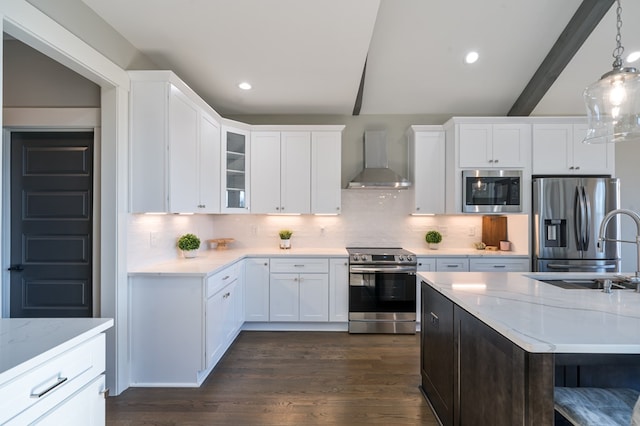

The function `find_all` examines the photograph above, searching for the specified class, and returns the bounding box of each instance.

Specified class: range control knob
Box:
[353,255,359,261]
[360,255,367,261]
[398,255,405,261]
[407,256,414,262]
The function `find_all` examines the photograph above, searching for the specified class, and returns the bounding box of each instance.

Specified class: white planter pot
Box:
[182,249,198,258]
[280,239,291,249]
[428,243,440,250]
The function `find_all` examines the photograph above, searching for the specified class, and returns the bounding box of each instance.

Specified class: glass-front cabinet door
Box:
[221,125,250,213]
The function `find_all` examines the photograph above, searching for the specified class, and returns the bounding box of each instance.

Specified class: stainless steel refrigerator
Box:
[532,177,621,272]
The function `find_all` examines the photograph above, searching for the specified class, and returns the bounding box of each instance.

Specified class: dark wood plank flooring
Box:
[107,331,437,425]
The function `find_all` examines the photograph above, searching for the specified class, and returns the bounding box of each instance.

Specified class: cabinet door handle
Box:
[264,263,268,266]
[31,376,68,398]
[430,312,439,327]
[494,159,499,163]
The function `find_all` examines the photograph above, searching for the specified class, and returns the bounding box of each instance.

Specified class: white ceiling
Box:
[81,0,640,117]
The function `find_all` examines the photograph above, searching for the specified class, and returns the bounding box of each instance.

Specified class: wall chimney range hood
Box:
[348,130,411,189]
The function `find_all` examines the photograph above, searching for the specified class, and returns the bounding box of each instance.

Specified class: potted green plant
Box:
[279,229,293,249]
[177,233,201,258]
[425,230,442,250]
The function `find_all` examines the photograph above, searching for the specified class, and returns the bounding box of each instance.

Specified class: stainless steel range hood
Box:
[348,130,411,189]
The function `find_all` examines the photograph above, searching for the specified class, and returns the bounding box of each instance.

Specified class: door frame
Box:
[1,1,131,395]
[2,109,101,317]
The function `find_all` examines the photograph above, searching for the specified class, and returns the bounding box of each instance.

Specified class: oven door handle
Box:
[350,266,416,274]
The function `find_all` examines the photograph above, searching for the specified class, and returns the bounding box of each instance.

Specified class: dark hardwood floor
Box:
[107,331,438,425]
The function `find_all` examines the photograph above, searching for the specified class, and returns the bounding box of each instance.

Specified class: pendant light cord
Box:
[612,0,624,69]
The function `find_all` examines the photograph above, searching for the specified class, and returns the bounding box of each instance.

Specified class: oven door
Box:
[348,266,416,314]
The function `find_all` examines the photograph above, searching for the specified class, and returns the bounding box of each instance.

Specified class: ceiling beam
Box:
[508,0,615,116]
[352,57,367,116]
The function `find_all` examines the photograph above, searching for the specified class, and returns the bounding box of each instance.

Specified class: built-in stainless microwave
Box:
[462,170,522,213]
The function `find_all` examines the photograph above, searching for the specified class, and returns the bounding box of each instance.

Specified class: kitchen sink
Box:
[539,278,638,290]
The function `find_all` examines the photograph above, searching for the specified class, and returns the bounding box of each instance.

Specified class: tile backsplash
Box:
[128,190,529,269]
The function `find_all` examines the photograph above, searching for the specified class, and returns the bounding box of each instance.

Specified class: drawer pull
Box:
[493,265,506,268]
[31,376,68,398]
[294,264,305,267]
[446,264,459,268]
[222,275,230,281]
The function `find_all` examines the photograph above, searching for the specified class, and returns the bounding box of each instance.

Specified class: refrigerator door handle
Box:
[582,186,591,251]
[574,186,584,251]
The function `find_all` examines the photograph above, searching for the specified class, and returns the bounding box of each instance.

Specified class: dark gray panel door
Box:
[10,131,93,318]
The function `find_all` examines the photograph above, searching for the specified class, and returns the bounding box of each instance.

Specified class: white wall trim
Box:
[1,1,130,395]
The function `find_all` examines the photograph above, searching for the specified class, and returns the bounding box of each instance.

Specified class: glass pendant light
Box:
[583,0,640,144]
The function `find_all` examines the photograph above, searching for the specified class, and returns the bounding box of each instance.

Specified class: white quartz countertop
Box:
[0,318,113,383]
[130,247,528,276]
[419,271,640,354]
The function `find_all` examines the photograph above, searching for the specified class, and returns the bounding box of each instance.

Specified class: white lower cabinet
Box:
[436,257,470,271]
[269,258,329,322]
[244,258,270,321]
[329,258,349,322]
[1,334,107,426]
[469,257,530,272]
[129,262,242,386]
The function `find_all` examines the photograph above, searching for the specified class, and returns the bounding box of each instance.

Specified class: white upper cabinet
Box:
[532,122,614,175]
[251,131,311,214]
[312,131,342,214]
[408,126,445,214]
[250,126,343,214]
[198,113,221,213]
[458,123,531,168]
[129,71,222,213]
[221,123,251,213]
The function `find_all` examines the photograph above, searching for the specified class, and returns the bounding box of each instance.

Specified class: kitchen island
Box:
[419,271,640,426]
[0,318,113,424]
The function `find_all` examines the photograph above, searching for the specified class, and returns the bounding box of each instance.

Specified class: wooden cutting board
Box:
[482,216,507,247]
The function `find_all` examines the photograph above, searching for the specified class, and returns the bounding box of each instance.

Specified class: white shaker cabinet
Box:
[532,122,614,175]
[329,258,349,322]
[458,123,531,168]
[244,258,270,322]
[312,131,343,214]
[408,126,445,214]
[435,257,470,271]
[251,131,311,214]
[469,257,530,272]
[129,71,222,213]
[269,258,329,322]
[129,262,242,386]
[0,320,111,426]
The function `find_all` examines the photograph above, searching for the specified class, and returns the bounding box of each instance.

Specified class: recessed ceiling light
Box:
[238,82,252,90]
[627,51,640,63]
[464,51,479,64]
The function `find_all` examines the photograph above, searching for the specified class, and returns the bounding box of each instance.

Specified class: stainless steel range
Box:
[347,247,417,334]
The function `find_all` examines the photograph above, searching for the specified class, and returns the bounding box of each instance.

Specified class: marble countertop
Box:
[130,246,528,276]
[419,271,640,354]
[0,318,113,383]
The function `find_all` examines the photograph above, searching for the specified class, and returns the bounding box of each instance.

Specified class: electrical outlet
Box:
[439,226,449,236]
[250,225,257,236]
[468,226,476,236]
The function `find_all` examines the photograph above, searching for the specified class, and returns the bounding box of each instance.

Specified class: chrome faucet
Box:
[597,208,640,288]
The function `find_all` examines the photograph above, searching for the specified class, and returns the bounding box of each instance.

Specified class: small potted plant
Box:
[425,230,442,250]
[279,229,293,249]
[177,233,201,258]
